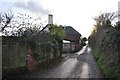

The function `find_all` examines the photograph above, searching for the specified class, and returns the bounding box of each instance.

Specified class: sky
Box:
[0,0,119,37]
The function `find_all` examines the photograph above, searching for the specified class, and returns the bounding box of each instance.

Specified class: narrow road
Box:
[25,46,103,78]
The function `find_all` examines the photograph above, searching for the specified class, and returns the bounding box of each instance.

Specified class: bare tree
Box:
[93,12,117,28]
[0,11,14,35]
[0,11,42,36]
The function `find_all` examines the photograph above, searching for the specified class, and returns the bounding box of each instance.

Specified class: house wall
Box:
[63,43,81,53]
[63,43,71,53]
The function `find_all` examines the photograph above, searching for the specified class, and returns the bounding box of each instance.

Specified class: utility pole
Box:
[118,1,120,21]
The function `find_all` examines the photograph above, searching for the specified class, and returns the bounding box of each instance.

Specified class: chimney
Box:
[48,14,53,24]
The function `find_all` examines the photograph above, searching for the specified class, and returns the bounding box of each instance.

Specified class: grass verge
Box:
[93,50,117,79]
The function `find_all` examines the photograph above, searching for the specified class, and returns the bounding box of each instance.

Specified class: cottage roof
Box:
[62,26,81,42]
[40,25,81,43]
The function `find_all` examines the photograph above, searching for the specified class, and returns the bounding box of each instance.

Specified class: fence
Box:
[2,42,26,70]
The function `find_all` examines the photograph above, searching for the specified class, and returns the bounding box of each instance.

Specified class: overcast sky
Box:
[0,0,119,37]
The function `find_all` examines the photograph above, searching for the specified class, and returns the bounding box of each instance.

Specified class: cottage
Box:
[62,26,82,53]
[42,14,82,53]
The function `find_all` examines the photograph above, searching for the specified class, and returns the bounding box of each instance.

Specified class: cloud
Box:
[13,0,50,15]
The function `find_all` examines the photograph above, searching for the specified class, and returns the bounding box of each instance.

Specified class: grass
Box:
[93,50,117,79]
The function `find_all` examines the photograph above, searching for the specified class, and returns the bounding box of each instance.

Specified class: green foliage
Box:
[89,12,119,79]
[93,50,117,78]
[34,24,64,63]
[49,24,64,53]
[49,24,65,39]
[93,12,116,29]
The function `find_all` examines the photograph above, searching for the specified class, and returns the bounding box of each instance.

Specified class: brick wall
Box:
[26,48,39,72]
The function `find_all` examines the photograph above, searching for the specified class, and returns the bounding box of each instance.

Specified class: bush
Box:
[93,50,117,78]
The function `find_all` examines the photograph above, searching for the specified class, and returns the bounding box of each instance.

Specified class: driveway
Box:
[25,46,104,78]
